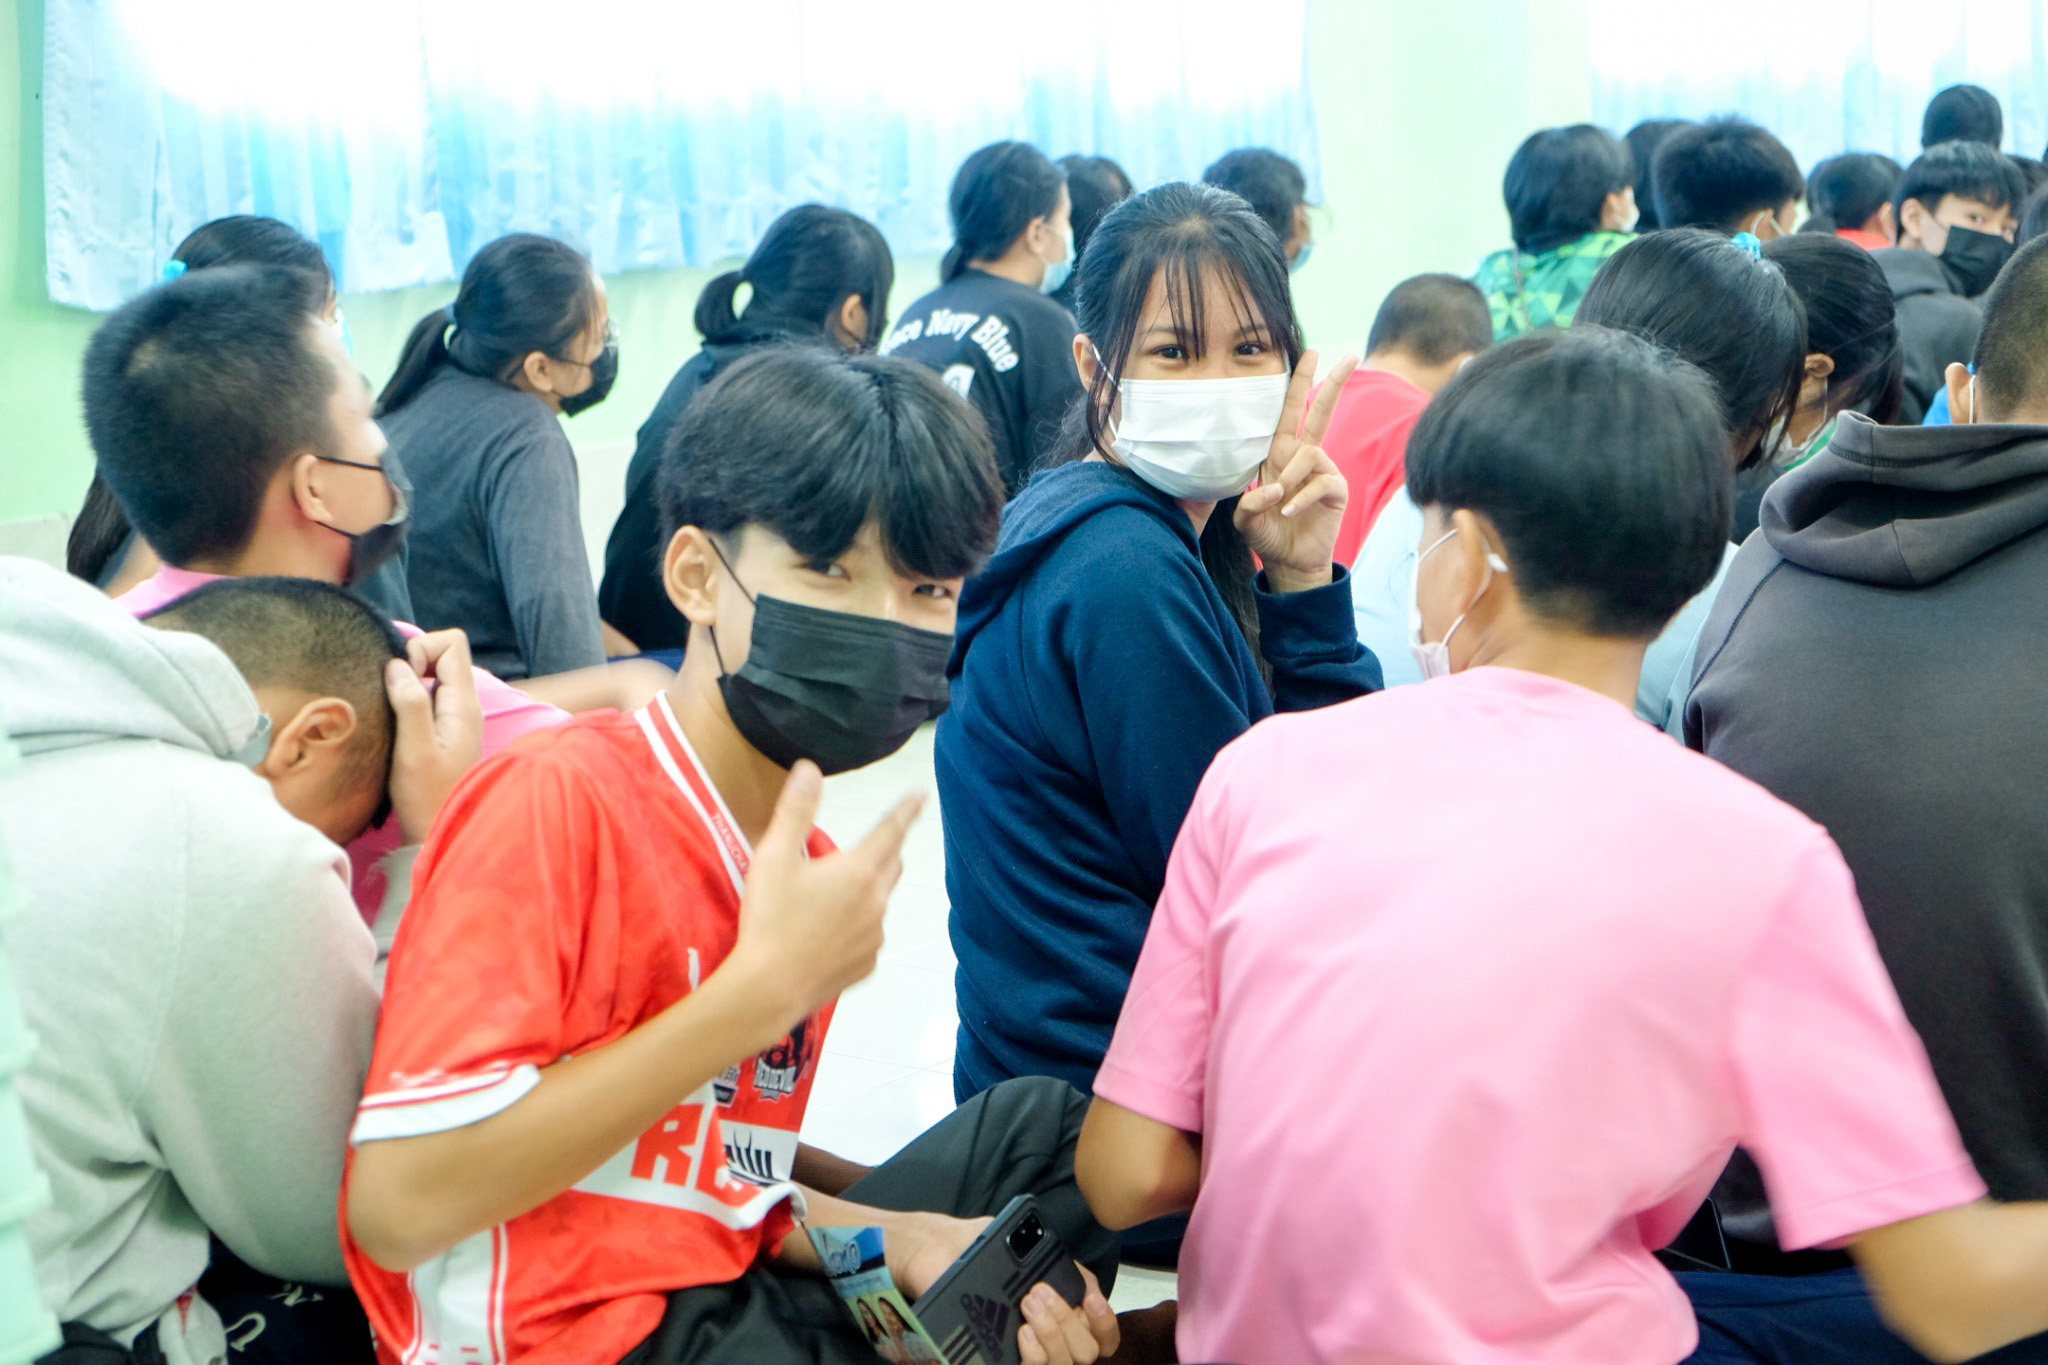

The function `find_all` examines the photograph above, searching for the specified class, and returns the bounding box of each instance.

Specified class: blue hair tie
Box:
[1730,232,1763,261]
[160,259,188,281]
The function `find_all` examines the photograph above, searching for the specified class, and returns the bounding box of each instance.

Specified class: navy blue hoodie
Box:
[937,461,1382,1099]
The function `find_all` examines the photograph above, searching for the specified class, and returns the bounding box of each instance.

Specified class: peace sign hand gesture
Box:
[1233,349,1358,593]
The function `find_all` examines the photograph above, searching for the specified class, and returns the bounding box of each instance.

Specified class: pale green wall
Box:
[0,0,1588,529]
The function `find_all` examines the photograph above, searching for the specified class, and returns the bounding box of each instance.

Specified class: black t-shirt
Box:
[880,270,1082,494]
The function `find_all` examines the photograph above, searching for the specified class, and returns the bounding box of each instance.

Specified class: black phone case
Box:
[911,1195,1087,1365]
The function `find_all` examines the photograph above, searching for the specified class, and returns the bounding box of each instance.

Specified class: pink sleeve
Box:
[1092,750,1233,1133]
[1732,836,1987,1249]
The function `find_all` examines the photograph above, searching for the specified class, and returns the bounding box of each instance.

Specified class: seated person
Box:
[1354,229,1806,734]
[1624,118,1694,230]
[1922,82,2004,149]
[0,563,476,1365]
[342,347,1124,1365]
[1473,123,1638,338]
[1322,272,1492,564]
[1049,154,1134,314]
[1872,140,2024,421]
[1802,152,1903,250]
[1652,116,1805,239]
[1684,235,2048,1356]
[1201,147,1314,269]
[1075,325,2048,1365]
[82,262,570,919]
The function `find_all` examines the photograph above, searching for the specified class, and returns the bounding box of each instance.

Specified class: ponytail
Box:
[942,142,1065,284]
[377,233,598,418]
[694,270,746,340]
[693,206,895,349]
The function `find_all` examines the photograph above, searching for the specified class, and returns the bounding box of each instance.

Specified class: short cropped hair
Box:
[1651,117,1805,233]
[1804,153,1903,234]
[659,347,1003,581]
[143,577,407,792]
[1366,274,1493,366]
[1923,84,2003,150]
[1970,234,2048,420]
[1406,327,1730,638]
[1896,140,2027,216]
[1201,148,1308,247]
[1503,124,1633,254]
[83,265,337,567]
[1624,120,1694,230]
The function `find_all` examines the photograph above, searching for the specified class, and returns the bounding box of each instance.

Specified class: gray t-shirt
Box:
[379,366,605,679]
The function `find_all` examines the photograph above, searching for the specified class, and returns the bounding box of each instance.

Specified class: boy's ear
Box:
[664,526,721,627]
[254,695,360,779]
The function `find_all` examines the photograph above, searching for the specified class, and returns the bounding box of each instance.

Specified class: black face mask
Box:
[311,454,411,586]
[711,590,953,776]
[559,336,619,417]
[1940,225,2014,299]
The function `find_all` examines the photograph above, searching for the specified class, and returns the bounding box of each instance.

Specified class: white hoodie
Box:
[0,559,378,1365]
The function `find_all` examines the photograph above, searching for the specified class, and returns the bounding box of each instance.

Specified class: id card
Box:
[807,1224,947,1364]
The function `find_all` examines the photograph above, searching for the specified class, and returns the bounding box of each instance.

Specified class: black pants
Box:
[623,1076,1117,1365]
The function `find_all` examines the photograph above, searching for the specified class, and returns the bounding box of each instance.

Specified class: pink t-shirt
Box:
[118,567,568,918]
[1095,667,1985,1365]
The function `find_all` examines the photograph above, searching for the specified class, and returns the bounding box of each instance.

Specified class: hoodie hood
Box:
[951,460,1197,672]
[1760,411,2048,587]
[0,557,261,762]
[1874,245,1966,301]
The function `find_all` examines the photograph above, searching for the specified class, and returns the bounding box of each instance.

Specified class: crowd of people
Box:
[10,78,2048,1365]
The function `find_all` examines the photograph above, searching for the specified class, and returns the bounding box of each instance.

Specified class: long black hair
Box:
[1763,234,1902,426]
[1062,181,1300,665]
[69,215,334,585]
[376,233,598,417]
[941,142,1066,283]
[694,205,894,350]
[1576,228,1807,470]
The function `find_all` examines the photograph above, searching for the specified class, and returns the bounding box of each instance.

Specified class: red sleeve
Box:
[351,745,604,1143]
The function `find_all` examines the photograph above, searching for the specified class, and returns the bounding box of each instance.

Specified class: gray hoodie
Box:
[1687,413,2048,1234]
[0,559,378,1365]
[1873,246,1983,425]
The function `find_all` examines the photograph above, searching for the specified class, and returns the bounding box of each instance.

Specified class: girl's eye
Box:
[805,560,849,578]
[1155,345,1186,361]
[914,583,954,600]
[1236,341,1268,356]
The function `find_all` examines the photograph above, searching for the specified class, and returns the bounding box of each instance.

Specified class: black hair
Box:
[1896,140,2028,218]
[1201,148,1308,249]
[1651,116,1805,233]
[658,347,1002,582]
[2021,185,2048,246]
[2010,155,2048,201]
[694,205,894,351]
[1057,154,1135,268]
[1575,227,1807,471]
[1060,181,1298,666]
[1502,124,1633,254]
[143,575,407,797]
[1407,326,1730,637]
[83,265,339,567]
[70,216,336,586]
[1762,233,1902,425]
[1624,119,1693,230]
[1366,273,1493,365]
[1923,84,2004,150]
[1802,153,1903,235]
[1970,234,2048,419]
[377,232,599,416]
[941,142,1067,284]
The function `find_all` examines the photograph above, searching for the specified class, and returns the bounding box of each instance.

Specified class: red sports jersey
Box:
[344,695,836,1365]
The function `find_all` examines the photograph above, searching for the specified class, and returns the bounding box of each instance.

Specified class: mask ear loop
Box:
[1969,362,1977,424]
[702,534,756,678]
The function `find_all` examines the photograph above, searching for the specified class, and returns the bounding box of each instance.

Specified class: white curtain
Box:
[42,0,1319,309]
[1587,0,2048,173]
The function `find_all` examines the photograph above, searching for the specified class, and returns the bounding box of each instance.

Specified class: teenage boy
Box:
[1320,273,1492,563]
[1872,141,2025,420]
[81,263,568,918]
[343,347,1124,1365]
[0,561,479,1365]
[1076,326,2048,1365]
[1922,83,2004,150]
[1651,117,1805,238]
[1804,152,1903,250]
[1684,236,2048,1358]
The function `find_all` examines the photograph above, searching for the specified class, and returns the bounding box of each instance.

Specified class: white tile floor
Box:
[806,723,1178,1315]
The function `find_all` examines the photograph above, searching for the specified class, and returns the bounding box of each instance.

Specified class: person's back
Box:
[0,563,398,1363]
[880,142,1080,494]
[1689,236,2048,1204]
[1472,124,1637,338]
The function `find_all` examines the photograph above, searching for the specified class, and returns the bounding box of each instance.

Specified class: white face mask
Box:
[1109,371,1289,501]
[1409,527,1508,680]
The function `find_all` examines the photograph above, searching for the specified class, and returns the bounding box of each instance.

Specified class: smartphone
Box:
[911,1195,1087,1365]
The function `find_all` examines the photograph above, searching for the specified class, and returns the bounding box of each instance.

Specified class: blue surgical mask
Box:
[1289,238,1314,274]
[1040,226,1075,296]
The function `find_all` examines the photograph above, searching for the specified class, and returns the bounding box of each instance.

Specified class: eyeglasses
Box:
[554,319,619,369]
